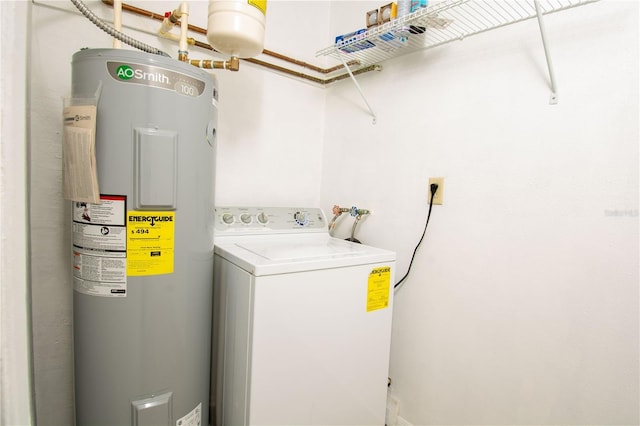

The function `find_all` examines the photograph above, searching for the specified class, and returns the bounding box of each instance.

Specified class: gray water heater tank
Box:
[70,48,217,426]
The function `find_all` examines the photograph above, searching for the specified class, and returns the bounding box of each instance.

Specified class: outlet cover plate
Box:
[429,177,444,205]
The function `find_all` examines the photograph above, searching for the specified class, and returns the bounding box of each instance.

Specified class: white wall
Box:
[28,1,328,424]
[322,1,639,424]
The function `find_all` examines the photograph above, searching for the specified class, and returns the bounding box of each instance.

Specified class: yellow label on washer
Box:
[367,266,391,312]
[248,0,267,15]
[126,211,175,276]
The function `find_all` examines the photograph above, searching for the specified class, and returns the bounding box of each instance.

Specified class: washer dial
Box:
[294,211,309,226]
[257,212,269,224]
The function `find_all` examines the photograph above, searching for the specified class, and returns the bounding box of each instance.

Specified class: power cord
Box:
[394,183,439,290]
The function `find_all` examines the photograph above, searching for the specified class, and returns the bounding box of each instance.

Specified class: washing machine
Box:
[211,206,396,426]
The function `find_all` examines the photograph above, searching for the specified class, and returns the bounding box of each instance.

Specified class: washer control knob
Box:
[222,213,234,224]
[257,212,269,224]
[294,211,309,226]
[240,213,252,224]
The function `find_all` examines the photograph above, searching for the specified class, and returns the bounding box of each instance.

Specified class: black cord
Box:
[394,183,438,290]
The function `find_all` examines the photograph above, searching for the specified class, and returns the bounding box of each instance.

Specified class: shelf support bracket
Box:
[534,0,559,104]
[337,51,378,124]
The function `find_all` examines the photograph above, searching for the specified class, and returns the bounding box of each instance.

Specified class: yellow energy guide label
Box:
[248,0,267,14]
[127,211,175,276]
[367,266,391,312]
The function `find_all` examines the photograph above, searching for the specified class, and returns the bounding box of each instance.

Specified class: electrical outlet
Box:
[428,177,444,205]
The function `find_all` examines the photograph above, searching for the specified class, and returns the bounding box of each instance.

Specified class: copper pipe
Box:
[243,58,326,85]
[103,0,166,21]
[260,49,359,74]
[241,60,379,86]
[192,39,351,73]
[191,38,368,84]
[101,0,359,75]
[323,65,380,84]
[324,62,361,74]
[193,40,214,51]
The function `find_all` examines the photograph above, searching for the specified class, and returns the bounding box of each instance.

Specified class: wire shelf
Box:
[316,0,599,70]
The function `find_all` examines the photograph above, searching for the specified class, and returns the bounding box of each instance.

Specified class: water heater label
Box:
[107,62,206,97]
[63,103,100,203]
[127,211,175,276]
[367,266,391,312]
[73,195,128,297]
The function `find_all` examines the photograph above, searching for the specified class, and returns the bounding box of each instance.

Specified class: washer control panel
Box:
[214,206,327,234]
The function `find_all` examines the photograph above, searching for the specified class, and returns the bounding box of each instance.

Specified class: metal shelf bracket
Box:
[337,51,379,124]
[534,0,559,104]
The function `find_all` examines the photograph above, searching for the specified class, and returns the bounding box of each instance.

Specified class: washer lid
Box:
[215,234,395,276]
[238,237,362,260]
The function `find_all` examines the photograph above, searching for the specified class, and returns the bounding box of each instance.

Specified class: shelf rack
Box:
[316,0,600,122]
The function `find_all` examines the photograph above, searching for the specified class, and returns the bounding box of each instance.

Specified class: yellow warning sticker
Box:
[248,0,267,15]
[367,266,391,312]
[126,211,175,276]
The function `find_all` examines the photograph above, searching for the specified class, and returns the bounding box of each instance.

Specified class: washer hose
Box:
[70,0,170,57]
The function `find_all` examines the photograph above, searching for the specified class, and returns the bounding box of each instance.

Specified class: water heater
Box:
[70,48,217,426]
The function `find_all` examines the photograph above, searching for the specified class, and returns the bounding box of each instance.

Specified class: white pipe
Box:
[112,0,122,48]
[70,0,169,56]
[178,2,189,57]
[157,2,189,60]
[158,16,174,36]
[158,31,181,42]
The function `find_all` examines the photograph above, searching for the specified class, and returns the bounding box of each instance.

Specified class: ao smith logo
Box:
[116,64,170,84]
[108,61,205,96]
[63,115,91,123]
[129,215,173,226]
